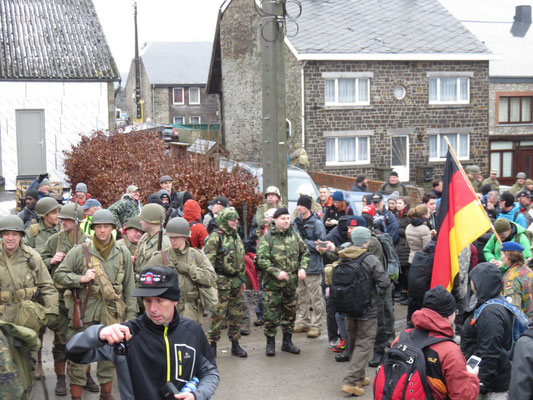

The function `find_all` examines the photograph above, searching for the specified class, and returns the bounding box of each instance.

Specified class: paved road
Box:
[33,303,408,399]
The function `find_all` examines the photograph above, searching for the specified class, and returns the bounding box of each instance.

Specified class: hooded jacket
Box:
[395,207,411,267]
[509,327,533,400]
[498,202,528,229]
[483,221,532,269]
[293,213,326,274]
[407,308,479,400]
[405,217,431,263]
[460,263,513,394]
[183,200,208,249]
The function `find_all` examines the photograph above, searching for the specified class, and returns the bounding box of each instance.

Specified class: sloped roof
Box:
[439,0,533,77]
[141,42,213,85]
[286,0,491,59]
[0,0,119,81]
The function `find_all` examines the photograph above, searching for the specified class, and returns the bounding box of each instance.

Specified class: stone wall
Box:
[167,87,220,125]
[489,82,533,136]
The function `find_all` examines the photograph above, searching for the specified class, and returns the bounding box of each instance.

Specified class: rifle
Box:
[80,244,94,323]
[158,213,164,251]
[72,202,84,328]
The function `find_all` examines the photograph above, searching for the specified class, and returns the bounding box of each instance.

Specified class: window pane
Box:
[173,116,184,124]
[440,78,457,102]
[173,88,183,103]
[325,80,335,103]
[338,138,356,161]
[189,88,200,104]
[499,97,509,122]
[522,97,531,122]
[338,79,355,103]
[326,138,335,162]
[358,79,369,102]
[429,79,437,101]
[440,134,456,158]
[429,135,437,158]
[459,134,468,157]
[502,152,512,177]
[358,137,368,161]
[490,153,500,176]
[491,141,513,150]
[510,97,521,122]
[190,116,200,124]
[459,78,468,101]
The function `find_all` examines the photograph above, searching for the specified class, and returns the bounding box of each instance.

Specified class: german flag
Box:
[431,148,491,291]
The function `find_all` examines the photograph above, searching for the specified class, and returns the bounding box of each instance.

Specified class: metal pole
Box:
[134,1,142,120]
[260,0,288,203]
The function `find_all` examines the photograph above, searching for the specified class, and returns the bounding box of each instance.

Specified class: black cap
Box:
[131,266,181,301]
[371,193,383,202]
[390,171,399,177]
[423,285,456,317]
[25,189,39,201]
[500,191,515,207]
[518,190,533,199]
[297,195,312,210]
[273,207,290,219]
[208,196,229,207]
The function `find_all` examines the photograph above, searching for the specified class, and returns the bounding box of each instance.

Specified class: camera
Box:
[160,382,179,399]
[113,338,128,356]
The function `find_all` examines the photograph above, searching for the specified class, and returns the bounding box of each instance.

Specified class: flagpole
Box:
[443,136,503,245]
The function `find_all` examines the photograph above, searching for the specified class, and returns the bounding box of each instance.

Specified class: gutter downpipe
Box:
[300,60,307,147]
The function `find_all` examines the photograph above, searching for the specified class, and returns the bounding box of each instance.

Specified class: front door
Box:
[518,148,533,179]
[391,135,409,182]
[16,110,46,176]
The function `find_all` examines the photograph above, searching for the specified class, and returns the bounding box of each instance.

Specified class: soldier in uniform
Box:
[54,209,138,400]
[501,241,533,318]
[41,203,95,396]
[205,207,248,358]
[482,169,501,192]
[289,142,310,170]
[0,215,59,377]
[146,217,217,322]
[256,207,309,357]
[116,216,144,257]
[23,197,60,253]
[255,186,284,238]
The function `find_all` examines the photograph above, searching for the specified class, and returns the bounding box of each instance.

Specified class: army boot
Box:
[70,384,83,400]
[85,371,100,392]
[99,382,115,400]
[210,341,217,357]
[54,361,67,396]
[231,340,247,357]
[266,336,275,357]
[281,333,300,354]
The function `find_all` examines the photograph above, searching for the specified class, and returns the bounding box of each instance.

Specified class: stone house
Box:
[208,0,492,183]
[442,0,533,185]
[124,42,220,126]
[0,0,119,190]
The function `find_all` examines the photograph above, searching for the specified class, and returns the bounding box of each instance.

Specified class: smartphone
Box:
[317,240,327,249]
[466,355,481,369]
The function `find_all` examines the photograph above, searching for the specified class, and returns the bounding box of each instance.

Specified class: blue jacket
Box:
[498,202,527,229]
[293,214,326,274]
[376,208,400,244]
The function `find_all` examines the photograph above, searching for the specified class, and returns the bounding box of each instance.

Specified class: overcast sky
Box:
[92,0,223,75]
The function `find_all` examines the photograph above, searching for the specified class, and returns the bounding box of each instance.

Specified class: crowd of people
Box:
[2,167,533,399]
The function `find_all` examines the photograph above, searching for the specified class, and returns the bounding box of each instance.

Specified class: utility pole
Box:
[134,1,142,120]
[260,0,288,202]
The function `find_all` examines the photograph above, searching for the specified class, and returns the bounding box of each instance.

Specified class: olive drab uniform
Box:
[41,228,91,363]
[147,243,217,322]
[255,202,285,239]
[503,264,533,318]
[134,233,171,277]
[256,222,309,337]
[0,243,58,333]
[54,239,138,387]
[23,220,58,254]
[205,209,246,343]
[116,236,137,256]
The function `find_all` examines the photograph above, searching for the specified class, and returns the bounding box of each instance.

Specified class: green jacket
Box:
[22,220,58,254]
[257,222,309,290]
[147,245,217,320]
[116,237,137,257]
[483,222,532,270]
[41,228,92,272]
[108,194,142,229]
[510,182,526,196]
[134,232,171,275]
[482,177,500,192]
[54,240,138,325]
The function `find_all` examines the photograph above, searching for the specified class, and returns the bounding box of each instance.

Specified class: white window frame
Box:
[172,87,184,105]
[189,116,201,124]
[324,77,370,106]
[428,133,470,161]
[325,136,371,166]
[189,87,201,105]
[173,116,185,124]
[428,77,470,105]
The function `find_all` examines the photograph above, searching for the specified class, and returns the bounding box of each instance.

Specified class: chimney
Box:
[511,5,531,37]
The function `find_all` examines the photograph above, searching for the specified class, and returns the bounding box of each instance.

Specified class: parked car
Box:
[161,125,179,142]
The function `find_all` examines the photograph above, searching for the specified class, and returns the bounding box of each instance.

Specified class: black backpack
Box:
[376,233,400,281]
[330,253,372,318]
[373,329,451,400]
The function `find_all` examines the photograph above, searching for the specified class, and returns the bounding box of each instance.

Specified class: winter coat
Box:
[17,207,38,229]
[378,181,408,196]
[350,183,369,192]
[460,263,513,394]
[405,217,431,263]
[407,240,436,299]
[395,208,411,267]
[183,200,208,249]
[22,220,58,254]
[408,308,479,400]
[293,214,326,274]
[375,208,400,244]
[108,194,142,229]
[502,264,533,318]
[322,203,353,233]
[510,182,526,195]
[498,203,528,229]
[483,221,532,268]
[509,328,533,400]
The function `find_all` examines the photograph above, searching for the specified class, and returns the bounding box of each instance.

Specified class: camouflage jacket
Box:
[134,232,171,276]
[116,237,137,257]
[108,194,142,229]
[503,264,533,318]
[255,202,285,238]
[257,222,309,290]
[22,220,58,254]
[41,228,91,272]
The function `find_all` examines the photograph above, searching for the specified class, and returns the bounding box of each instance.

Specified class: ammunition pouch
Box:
[0,287,39,305]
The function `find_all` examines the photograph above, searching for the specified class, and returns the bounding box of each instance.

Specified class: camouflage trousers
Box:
[67,323,115,386]
[263,285,297,337]
[208,286,242,342]
[51,300,70,363]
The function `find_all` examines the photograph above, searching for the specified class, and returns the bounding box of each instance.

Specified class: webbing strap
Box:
[4,255,23,302]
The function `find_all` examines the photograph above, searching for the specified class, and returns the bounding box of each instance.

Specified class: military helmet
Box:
[264,186,281,199]
[58,203,84,221]
[0,215,25,236]
[139,203,165,224]
[124,216,144,232]
[90,209,116,229]
[165,217,190,238]
[35,197,60,217]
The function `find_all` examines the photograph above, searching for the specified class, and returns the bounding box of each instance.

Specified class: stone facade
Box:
[489,82,533,136]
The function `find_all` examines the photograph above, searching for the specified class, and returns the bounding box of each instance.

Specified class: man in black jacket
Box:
[66,266,219,400]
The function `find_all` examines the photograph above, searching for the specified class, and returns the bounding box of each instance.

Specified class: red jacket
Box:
[406,308,480,400]
[183,200,208,249]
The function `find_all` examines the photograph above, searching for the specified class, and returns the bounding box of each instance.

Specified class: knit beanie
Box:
[332,191,344,202]
[351,226,371,246]
[494,218,511,233]
[423,285,456,317]
[297,195,312,211]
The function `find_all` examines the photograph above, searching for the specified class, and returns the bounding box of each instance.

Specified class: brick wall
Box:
[489,82,533,136]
